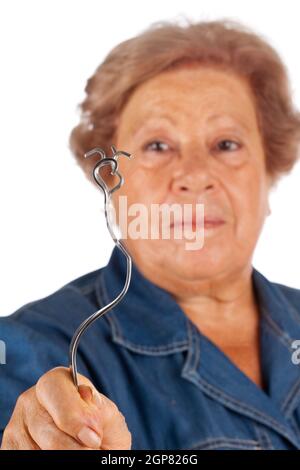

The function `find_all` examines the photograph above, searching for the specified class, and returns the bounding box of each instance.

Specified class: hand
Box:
[1,366,131,450]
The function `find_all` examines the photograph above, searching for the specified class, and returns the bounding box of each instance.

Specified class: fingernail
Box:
[78,385,93,402]
[77,426,101,449]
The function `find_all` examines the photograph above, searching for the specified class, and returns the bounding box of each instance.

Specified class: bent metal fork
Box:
[69,145,133,389]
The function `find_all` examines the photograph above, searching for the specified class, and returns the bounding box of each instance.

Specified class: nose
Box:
[171,154,216,197]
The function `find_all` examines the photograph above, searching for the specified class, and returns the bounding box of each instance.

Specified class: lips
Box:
[203,218,225,228]
[171,215,225,229]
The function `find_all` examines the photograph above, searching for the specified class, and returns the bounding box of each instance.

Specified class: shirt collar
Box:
[95,246,300,445]
[96,245,300,360]
[96,245,190,354]
[252,268,300,415]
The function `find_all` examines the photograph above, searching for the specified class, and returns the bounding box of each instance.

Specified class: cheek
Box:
[228,174,268,246]
[112,170,170,232]
[124,167,170,206]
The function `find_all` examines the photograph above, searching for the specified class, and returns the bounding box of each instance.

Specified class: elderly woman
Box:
[1,18,300,451]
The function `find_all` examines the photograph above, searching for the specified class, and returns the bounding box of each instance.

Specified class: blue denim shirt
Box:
[1,246,300,450]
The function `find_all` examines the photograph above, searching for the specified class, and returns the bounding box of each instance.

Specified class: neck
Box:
[172,266,260,347]
[137,256,259,344]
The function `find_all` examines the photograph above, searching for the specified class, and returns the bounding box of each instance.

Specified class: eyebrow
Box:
[131,115,176,137]
[131,112,252,138]
[206,113,252,132]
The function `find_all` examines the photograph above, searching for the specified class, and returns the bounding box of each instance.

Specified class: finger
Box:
[1,411,40,450]
[24,400,93,450]
[93,391,132,450]
[35,367,103,448]
[79,383,131,449]
[78,384,94,402]
[2,431,40,450]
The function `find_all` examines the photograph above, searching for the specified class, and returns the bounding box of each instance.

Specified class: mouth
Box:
[203,218,226,229]
[170,216,226,230]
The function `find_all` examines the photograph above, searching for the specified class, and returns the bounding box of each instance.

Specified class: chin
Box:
[164,243,230,278]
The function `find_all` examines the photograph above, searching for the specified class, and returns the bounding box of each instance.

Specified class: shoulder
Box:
[1,266,104,333]
[253,268,300,319]
[272,280,300,316]
[0,265,112,381]
[271,277,300,305]
[0,266,113,439]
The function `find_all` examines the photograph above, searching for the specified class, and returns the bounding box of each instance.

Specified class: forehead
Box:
[119,66,258,132]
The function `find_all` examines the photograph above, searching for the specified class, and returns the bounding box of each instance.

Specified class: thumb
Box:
[78,384,104,410]
[79,384,131,450]
[78,384,94,403]
[78,384,104,446]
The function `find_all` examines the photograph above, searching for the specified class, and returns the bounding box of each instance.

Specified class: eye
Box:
[144,140,170,153]
[215,139,241,152]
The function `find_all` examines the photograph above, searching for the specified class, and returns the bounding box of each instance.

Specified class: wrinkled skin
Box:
[1,65,272,449]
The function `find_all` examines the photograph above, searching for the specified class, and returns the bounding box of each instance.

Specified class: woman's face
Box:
[111,65,271,287]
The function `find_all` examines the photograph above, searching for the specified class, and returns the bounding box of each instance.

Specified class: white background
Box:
[0,1,299,316]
